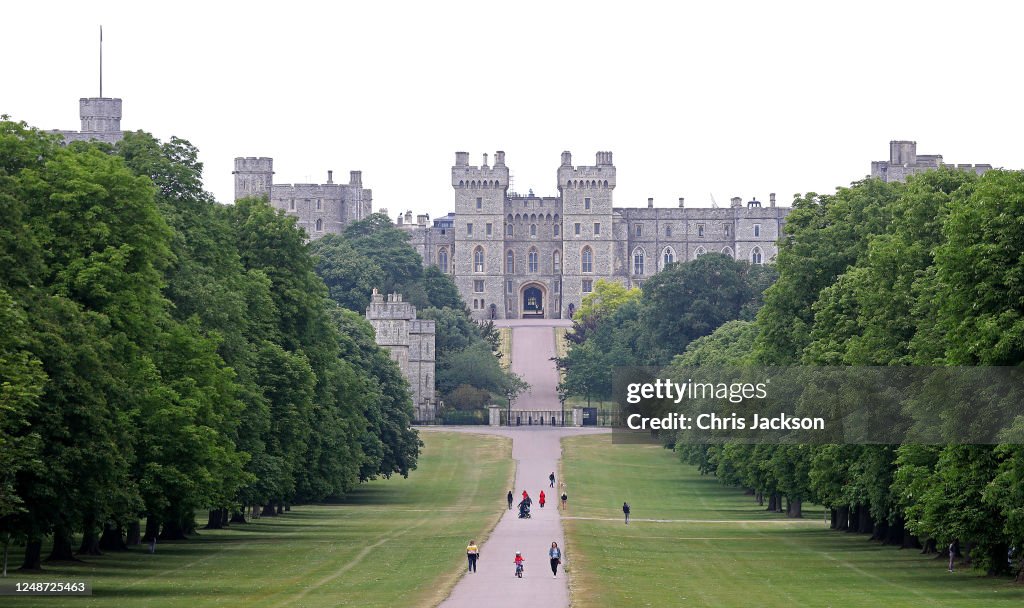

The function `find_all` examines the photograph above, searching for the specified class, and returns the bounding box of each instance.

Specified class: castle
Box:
[870,140,992,182]
[365,290,436,423]
[53,96,125,144]
[233,157,372,235]
[397,151,791,321]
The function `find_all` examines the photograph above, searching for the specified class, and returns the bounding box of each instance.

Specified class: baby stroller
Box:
[518,500,532,519]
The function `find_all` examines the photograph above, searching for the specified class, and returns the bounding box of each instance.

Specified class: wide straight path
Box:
[495,319,571,410]
[433,426,607,608]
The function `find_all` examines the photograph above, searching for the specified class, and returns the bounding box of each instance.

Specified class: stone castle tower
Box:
[365,290,436,423]
[54,97,125,144]
[233,157,372,238]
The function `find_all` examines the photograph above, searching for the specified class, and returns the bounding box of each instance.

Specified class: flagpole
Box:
[99,25,103,97]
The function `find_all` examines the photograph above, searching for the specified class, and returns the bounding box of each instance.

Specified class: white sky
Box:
[5,1,1023,219]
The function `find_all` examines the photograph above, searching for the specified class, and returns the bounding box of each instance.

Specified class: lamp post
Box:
[507,396,511,427]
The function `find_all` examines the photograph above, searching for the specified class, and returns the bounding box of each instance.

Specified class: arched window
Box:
[506,250,515,274]
[438,248,449,274]
[528,248,539,273]
[315,218,323,231]
[506,223,514,237]
[662,246,675,268]
[632,247,645,275]
[530,224,537,237]
[721,246,734,258]
[695,246,707,257]
[581,246,593,273]
[751,247,763,265]
[553,250,561,273]
[474,246,485,273]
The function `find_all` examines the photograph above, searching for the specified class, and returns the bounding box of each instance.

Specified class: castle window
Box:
[666,225,672,237]
[528,248,538,273]
[753,224,761,237]
[554,279,560,293]
[722,246,734,258]
[474,247,485,272]
[467,222,474,236]
[635,224,642,237]
[315,218,323,232]
[507,280,513,294]
[553,250,561,273]
[582,279,593,294]
[554,224,560,236]
[506,250,515,274]
[594,222,601,236]
[486,222,493,236]
[695,246,707,257]
[724,224,731,237]
[476,197,482,210]
[289,199,295,211]
[438,248,449,274]
[316,199,322,211]
[531,224,537,237]
[582,246,593,273]
[507,224,514,237]
[697,223,705,238]
[585,197,591,210]
[751,247,763,265]
[474,279,485,293]
[574,223,581,236]
[633,248,645,275]
[663,247,675,268]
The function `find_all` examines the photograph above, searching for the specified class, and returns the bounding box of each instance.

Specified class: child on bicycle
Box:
[514,551,525,578]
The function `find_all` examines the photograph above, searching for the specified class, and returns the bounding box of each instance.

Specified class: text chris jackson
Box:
[625,412,826,431]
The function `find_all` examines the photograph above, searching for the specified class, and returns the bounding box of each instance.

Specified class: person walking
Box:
[539,490,546,508]
[560,491,568,510]
[623,501,631,524]
[466,540,480,573]
[549,472,556,488]
[549,542,562,577]
[948,541,956,573]
[507,490,513,510]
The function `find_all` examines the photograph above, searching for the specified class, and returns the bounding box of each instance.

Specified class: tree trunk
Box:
[284,504,291,512]
[856,505,874,534]
[46,527,78,562]
[836,505,850,531]
[987,542,1010,576]
[261,503,277,517]
[829,508,838,529]
[127,521,141,546]
[276,504,284,515]
[902,533,921,550]
[787,497,803,518]
[19,539,42,571]
[78,522,102,556]
[159,520,188,541]
[755,491,764,506]
[230,510,247,524]
[99,524,128,551]
[872,518,889,543]
[204,510,223,530]
[921,538,937,555]
[767,493,781,513]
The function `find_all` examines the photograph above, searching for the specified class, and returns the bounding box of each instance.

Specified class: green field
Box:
[4,431,512,608]
[560,434,1024,608]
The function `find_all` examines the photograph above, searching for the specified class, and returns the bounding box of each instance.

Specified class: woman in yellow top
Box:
[466,540,480,573]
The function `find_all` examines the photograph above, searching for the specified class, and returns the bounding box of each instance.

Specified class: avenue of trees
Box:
[559,168,1024,580]
[0,121,420,571]
[309,214,518,415]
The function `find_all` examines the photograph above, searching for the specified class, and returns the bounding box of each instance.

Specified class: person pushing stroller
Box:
[517,495,532,518]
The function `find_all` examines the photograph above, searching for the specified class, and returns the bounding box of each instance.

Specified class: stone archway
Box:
[520,282,546,319]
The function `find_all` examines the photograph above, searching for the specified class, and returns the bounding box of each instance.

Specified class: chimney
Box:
[678,197,685,208]
[730,197,742,208]
[350,170,362,186]
[405,210,413,224]
[647,197,654,208]
[769,193,776,207]
[561,151,572,166]
[456,151,470,166]
[397,214,404,225]
[327,170,334,184]
[482,153,489,167]
[495,151,506,166]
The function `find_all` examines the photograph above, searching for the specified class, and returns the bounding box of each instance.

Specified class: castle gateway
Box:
[399,151,791,321]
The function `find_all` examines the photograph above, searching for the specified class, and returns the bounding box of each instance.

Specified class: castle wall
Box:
[365,290,437,422]
[871,140,992,183]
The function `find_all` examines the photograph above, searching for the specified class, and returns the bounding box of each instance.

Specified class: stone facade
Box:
[365,290,436,423]
[233,157,372,237]
[398,151,791,321]
[870,140,992,183]
[53,97,125,144]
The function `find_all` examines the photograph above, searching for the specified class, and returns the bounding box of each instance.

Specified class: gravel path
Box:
[431,427,607,608]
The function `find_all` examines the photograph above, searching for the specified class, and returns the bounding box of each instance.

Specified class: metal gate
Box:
[501,409,566,427]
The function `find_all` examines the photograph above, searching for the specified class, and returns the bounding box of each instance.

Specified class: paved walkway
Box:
[432,427,607,608]
[496,319,571,410]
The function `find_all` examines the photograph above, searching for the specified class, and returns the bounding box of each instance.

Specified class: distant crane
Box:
[710,193,719,208]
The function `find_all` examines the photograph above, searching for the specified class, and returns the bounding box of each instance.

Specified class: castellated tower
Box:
[452,151,509,321]
[365,290,436,423]
[559,151,616,303]
[79,98,122,133]
[233,157,274,201]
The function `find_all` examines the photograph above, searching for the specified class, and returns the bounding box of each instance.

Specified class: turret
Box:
[79,97,122,132]
[233,157,274,201]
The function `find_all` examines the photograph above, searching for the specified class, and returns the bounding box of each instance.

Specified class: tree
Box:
[310,234,385,312]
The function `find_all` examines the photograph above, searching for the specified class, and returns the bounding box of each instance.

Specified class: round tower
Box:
[233,157,274,201]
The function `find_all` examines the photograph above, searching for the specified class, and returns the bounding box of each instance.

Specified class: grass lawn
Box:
[561,434,1024,608]
[4,431,512,608]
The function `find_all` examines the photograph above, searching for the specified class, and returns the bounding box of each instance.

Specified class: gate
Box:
[501,409,566,427]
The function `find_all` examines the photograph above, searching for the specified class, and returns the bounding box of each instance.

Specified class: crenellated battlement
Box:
[557,150,616,190]
[452,151,510,189]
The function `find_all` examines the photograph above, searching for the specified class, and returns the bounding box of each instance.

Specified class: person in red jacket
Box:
[539,490,546,508]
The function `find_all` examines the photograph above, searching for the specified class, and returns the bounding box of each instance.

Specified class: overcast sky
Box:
[6,1,1022,220]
